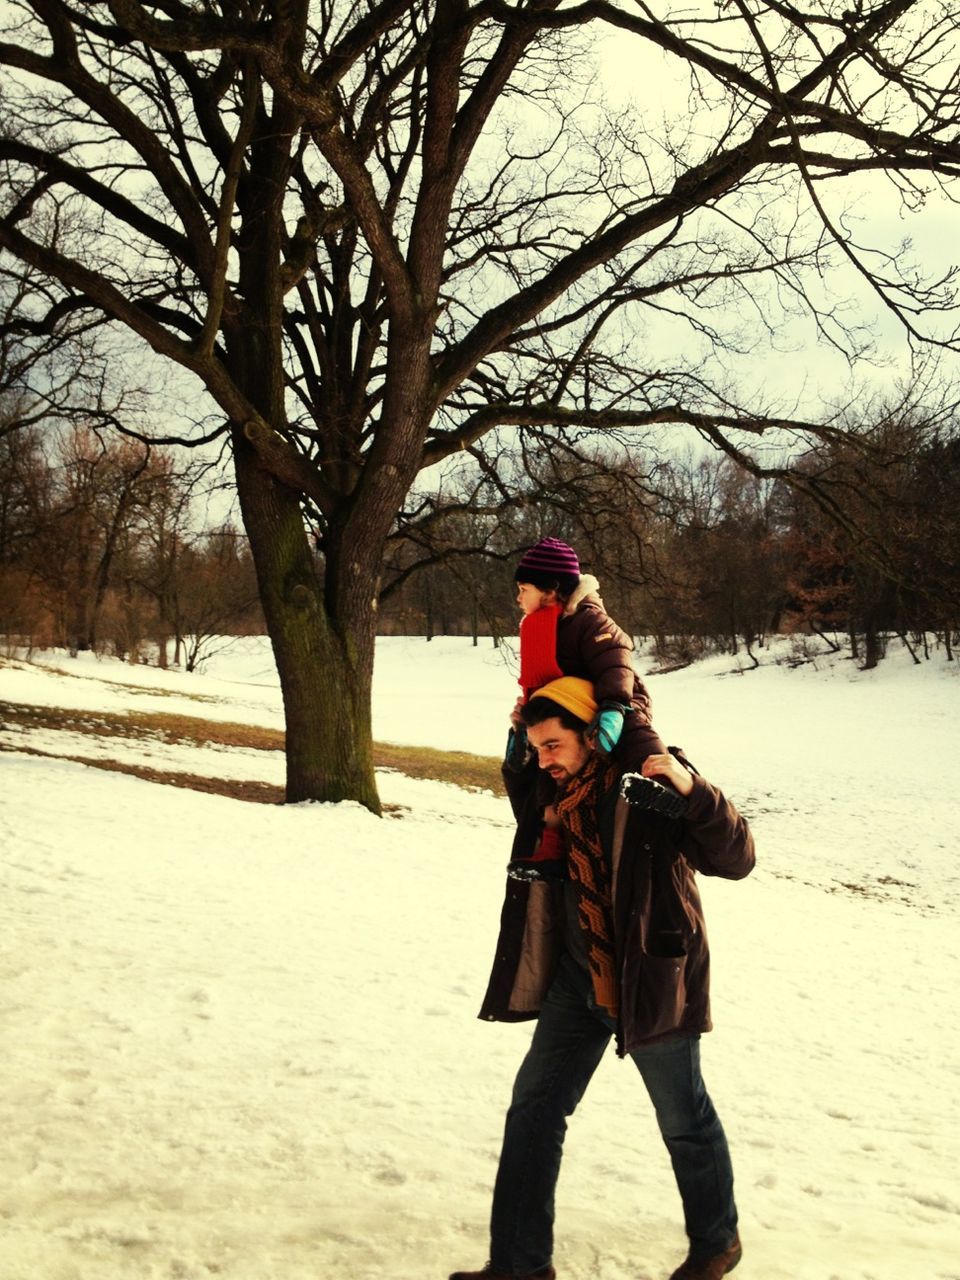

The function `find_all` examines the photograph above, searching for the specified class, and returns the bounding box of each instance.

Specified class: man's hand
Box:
[620,752,694,819]
[641,752,694,797]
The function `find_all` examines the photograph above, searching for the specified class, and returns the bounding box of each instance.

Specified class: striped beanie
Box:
[515,538,581,595]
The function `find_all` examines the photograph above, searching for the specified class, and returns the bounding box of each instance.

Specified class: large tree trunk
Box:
[233,433,381,812]
[222,78,381,812]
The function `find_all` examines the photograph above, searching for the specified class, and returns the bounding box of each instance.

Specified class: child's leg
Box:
[611,712,668,771]
[614,715,690,820]
[507,806,565,882]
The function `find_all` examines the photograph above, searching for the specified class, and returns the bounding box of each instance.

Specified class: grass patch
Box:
[374,741,504,795]
[0,700,283,750]
[1,698,505,801]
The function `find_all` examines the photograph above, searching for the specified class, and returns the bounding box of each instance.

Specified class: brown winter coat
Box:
[479,759,755,1055]
[556,574,649,712]
[555,575,667,766]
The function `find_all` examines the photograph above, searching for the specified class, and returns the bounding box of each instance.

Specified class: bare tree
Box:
[22,425,150,652]
[1,246,145,443]
[0,422,52,646]
[128,448,227,667]
[2,1,959,809]
[778,409,960,664]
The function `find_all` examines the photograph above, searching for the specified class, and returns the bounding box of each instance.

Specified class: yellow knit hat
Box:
[530,676,598,725]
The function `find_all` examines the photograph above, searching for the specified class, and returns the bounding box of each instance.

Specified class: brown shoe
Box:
[668,1235,742,1279]
[449,1266,555,1280]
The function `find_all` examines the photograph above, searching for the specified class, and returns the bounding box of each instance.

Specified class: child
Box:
[505,537,670,879]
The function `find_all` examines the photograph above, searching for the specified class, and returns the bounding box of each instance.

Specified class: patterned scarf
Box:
[518,603,564,700]
[556,752,620,1017]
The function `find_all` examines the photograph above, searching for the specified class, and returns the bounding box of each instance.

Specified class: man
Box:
[452,676,755,1280]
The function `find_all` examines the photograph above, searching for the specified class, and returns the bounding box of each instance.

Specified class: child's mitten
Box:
[587,703,625,755]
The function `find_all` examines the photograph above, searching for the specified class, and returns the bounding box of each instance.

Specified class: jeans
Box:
[489,952,738,1273]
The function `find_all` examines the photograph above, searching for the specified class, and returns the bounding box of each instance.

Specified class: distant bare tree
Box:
[779,411,960,665]
[26,426,151,652]
[174,523,262,671]
[129,449,221,667]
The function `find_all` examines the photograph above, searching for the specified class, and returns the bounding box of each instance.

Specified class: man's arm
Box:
[627,752,754,879]
[679,777,756,880]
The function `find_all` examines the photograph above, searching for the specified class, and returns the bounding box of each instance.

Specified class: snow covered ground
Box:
[1,634,959,1280]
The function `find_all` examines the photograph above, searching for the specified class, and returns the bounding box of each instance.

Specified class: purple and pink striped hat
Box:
[514,538,582,594]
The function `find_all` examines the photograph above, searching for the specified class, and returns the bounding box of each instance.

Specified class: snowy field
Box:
[1,634,959,1280]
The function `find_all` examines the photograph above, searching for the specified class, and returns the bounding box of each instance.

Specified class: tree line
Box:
[380,418,960,670]
[5,410,956,676]
[0,422,262,668]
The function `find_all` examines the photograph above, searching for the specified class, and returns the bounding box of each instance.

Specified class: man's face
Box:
[527,716,592,786]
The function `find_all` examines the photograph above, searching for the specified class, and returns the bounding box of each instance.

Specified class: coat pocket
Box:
[626,950,688,1040]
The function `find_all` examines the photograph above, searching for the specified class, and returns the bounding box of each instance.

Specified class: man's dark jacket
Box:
[479,757,755,1056]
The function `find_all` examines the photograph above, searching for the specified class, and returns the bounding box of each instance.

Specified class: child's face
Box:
[516,582,554,615]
